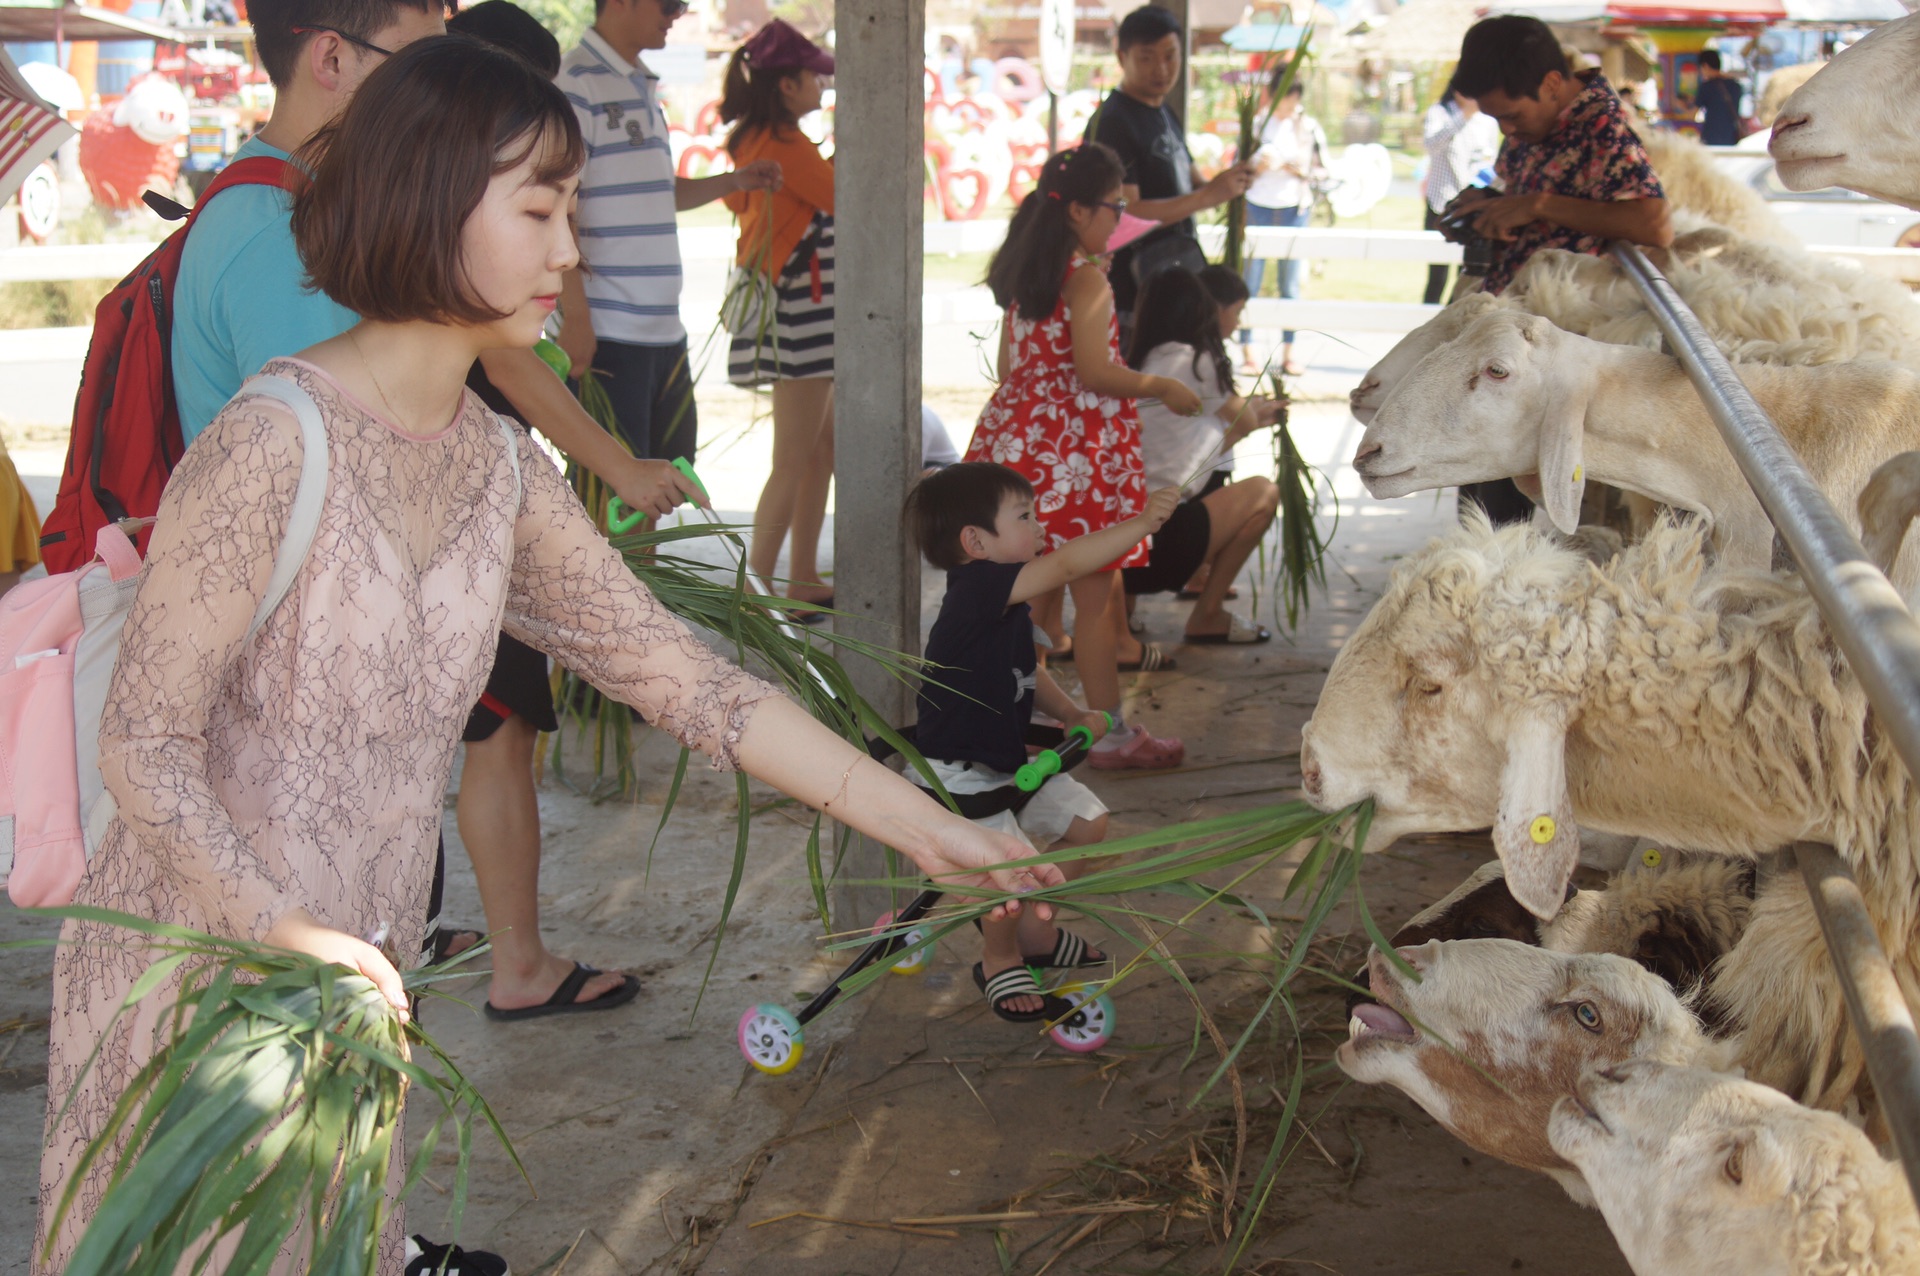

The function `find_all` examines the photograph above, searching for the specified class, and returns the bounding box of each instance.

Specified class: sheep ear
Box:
[1492,711,1581,921]
[1536,363,1591,536]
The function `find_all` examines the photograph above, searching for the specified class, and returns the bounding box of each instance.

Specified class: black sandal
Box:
[1024,928,1108,970]
[972,962,1074,1024]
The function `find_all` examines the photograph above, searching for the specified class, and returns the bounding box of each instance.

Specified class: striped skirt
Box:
[727,212,835,386]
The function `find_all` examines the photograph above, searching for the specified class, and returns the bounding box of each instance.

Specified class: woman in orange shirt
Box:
[722,20,837,616]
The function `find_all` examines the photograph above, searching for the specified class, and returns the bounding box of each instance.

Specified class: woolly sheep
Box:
[1772,11,1920,211]
[1551,1059,1920,1276]
[1633,126,1795,247]
[1351,309,1920,591]
[1348,230,1920,422]
[1338,938,1725,1204]
[1298,515,1920,1112]
[1387,855,1758,1006]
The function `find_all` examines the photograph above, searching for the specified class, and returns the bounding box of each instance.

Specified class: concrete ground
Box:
[0,310,1632,1275]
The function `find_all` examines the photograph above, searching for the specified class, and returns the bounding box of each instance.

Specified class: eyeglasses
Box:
[1099,198,1130,217]
[658,0,690,17]
[290,24,393,58]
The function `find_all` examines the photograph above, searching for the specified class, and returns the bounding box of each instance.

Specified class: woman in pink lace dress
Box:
[35,40,1055,1275]
[965,143,1200,769]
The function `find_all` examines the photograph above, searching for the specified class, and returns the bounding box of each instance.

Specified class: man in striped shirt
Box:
[556,0,780,463]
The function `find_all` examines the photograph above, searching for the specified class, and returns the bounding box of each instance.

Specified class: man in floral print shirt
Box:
[1449,15,1672,296]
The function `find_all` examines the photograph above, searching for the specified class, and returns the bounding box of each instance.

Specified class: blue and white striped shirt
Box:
[559,30,685,345]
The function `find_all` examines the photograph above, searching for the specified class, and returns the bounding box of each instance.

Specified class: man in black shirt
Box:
[1691,50,1745,147]
[1084,4,1254,322]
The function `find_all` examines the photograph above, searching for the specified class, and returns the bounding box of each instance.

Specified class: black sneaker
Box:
[405,1235,511,1276]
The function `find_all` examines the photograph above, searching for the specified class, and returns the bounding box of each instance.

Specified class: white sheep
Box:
[1299,515,1920,1114]
[1349,229,1920,422]
[1339,937,1726,1204]
[1351,309,1920,591]
[1388,854,1758,1012]
[1772,11,1920,211]
[1551,1059,1920,1276]
[1633,125,1795,247]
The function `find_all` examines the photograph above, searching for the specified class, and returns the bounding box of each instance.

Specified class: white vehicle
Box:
[1714,144,1920,249]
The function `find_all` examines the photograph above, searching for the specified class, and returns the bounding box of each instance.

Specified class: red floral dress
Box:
[965,265,1147,569]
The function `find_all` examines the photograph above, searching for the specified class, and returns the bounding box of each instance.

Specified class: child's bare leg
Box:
[1017,813,1110,958]
[980,911,1044,1014]
[1069,571,1123,713]
[1031,585,1067,656]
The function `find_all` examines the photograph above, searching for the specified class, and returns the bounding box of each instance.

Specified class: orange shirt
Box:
[723,125,835,275]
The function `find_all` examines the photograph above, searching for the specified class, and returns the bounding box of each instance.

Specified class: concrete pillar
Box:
[832,0,925,923]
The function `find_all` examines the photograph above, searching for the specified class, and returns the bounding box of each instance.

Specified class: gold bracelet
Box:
[823,756,860,811]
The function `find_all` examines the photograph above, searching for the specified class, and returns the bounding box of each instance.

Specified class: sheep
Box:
[1632,125,1795,247]
[1348,229,1920,422]
[1387,854,1758,1008]
[1338,938,1728,1204]
[1351,309,1920,592]
[1772,11,1920,211]
[1298,515,1920,1113]
[1550,1059,1920,1276]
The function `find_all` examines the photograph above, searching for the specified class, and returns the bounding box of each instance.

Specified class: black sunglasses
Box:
[658,0,690,16]
[291,24,393,57]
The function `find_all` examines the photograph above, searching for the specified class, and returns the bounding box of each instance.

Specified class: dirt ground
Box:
[0,391,1634,1276]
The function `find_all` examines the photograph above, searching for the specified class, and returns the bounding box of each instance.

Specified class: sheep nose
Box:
[1354,441,1382,467]
[1394,945,1429,973]
[1300,735,1324,801]
[1770,112,1808,139]
[1349,379,1378,406]
[1596,1064,1629,1084]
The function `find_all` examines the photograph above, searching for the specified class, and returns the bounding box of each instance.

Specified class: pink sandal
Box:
[1089,724,1186,770]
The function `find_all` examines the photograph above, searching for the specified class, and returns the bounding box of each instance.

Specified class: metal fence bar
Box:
[1796,842,1920,1212]
[1610,241,1920,1202]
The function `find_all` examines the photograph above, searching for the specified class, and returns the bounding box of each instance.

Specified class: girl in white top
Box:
[1123,268,1287,644]
[1241,74,1329,376]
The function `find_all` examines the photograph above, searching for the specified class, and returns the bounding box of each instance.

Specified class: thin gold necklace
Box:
[348,328,409,430]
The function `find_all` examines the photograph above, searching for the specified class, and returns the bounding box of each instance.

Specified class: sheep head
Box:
[1339,940,1714,1201]
[1354,310,1594,535]
[1551,1060,1920,1276]
[1772,12,1920,211]
[1349,291,1500,424]
[1300,515,1594,918]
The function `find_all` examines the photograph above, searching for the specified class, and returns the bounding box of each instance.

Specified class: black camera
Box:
[1436,207,1495,278]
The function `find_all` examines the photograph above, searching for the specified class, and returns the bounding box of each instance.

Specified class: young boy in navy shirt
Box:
[905,463,1180,1021]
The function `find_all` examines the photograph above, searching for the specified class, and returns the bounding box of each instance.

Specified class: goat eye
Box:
[1486,363,1509,380]
[1414,679,1443,697]
[1572,1002,1602,1032]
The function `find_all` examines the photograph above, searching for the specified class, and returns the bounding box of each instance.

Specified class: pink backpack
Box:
[0,375,329,907]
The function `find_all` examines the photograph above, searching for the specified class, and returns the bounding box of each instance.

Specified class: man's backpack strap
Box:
[240,375,331,642]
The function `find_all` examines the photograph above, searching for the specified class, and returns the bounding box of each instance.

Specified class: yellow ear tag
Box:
[1571,466,1583,483]
[1641,846,1663,869]
[1530,815,1557,844]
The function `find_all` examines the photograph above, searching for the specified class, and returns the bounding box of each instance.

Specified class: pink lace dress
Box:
[964,263,1147,570]
[35,358,780,1274]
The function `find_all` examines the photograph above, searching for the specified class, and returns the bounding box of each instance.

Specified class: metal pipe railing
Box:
[1611,242,1920,1206]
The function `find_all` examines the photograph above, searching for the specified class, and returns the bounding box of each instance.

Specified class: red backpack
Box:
[38,156,295,574]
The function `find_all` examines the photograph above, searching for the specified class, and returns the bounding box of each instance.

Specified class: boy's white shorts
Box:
[915,757,1108,851]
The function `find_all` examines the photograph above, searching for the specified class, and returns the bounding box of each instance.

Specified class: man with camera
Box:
[1441,15,1671,298]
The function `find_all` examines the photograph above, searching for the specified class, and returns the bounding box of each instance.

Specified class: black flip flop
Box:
[483,961,640,1022]
[428,927,485,964]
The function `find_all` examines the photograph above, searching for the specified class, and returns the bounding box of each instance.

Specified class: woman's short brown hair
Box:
[290,34,585,325]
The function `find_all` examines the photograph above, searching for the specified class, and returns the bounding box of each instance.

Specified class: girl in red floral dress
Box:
[964,143,1200,768]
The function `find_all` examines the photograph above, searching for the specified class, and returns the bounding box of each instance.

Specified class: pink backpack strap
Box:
[93,524,144,581]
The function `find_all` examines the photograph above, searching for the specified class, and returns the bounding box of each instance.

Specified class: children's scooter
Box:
[736,716,1119,1075]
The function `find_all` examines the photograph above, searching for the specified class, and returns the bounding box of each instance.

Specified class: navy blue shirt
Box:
[916,560,1037,774]
[1697,76,1742,147]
